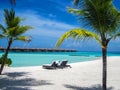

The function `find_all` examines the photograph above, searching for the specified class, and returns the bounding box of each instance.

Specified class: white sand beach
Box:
[0,56,120,90]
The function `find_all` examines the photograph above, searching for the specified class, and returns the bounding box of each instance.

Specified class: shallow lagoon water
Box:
[0,51,119,67]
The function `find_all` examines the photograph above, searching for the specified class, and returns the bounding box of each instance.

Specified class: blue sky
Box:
[0,0,120,51]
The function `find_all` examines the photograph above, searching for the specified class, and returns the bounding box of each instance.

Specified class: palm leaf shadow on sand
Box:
[64,84,114,90]
[0,72,54,90]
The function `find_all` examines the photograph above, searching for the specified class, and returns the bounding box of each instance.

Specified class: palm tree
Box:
[0,9,32,74]
[56,0,120,90]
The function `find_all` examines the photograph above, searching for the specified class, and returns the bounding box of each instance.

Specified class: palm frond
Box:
[110,32,120,40]
[16,26,32,35]
[0,24,6,33]
[4,9,15,27]
[1,9,32,43]
[4,9,15,21]
[0,34,5,38]
[56,28,102,48]
[67,7,85,15]
[6,26,19,37]
[73,0,79,6]
[14,36,31,42]
[6,26,32,37]
[69,0,120,35]
[8,16,20,28]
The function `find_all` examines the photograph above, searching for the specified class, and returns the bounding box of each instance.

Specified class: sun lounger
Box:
[58,60,71,69]
[42,61,58,69]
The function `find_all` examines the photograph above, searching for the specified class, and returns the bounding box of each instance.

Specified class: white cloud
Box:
[17,10,77,38]
[66,41,81,48]
[48,13,56,18]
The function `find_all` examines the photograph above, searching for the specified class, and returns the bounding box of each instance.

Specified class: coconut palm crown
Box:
[0,9,32,74]
[56,0,120,90]
[0,9,32,42]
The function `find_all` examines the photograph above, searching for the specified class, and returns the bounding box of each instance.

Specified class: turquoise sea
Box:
[0,51,120,67]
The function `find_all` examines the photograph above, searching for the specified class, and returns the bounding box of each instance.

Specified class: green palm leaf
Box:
[16,26,32,36]
[6,26,32,36]
[56,28,102,48]
[110,32,120,40]
[73,0,79,6]
[0,24,6,33]
[0,34,5,38]
[14,36,31,42]
[0,9,32,42]
[67,7,85,15]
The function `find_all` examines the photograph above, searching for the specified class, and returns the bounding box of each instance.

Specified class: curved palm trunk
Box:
[0,38,12,75]
[102,47,107,90]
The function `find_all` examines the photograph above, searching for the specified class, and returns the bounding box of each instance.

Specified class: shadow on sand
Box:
[64,84,114,90]
[0,72,54,90]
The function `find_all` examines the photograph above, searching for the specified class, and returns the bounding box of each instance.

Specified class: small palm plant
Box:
[0,9,32,74]
[56,0,120,90]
